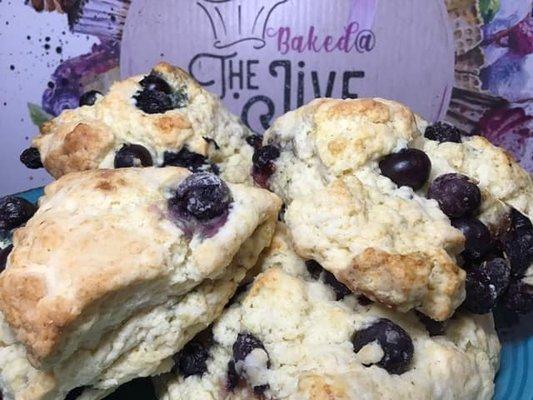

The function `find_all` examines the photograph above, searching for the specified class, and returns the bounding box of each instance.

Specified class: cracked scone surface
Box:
[260,98,532,320]
[158,224,500,400]
[33,62,254,184]
[0,167,281,400]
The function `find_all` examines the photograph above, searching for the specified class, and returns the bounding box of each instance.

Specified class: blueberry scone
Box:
[0,167,281,400]
[21,62,255,184]
[253,98,532,321]
[157,224,501,400]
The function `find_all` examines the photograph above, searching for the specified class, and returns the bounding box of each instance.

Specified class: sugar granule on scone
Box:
[0,167,281,400]
[23,62,255,184]
[156,224,501,400]
[254,98,532,321]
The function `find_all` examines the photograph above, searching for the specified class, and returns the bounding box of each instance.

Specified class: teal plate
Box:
[12,187,533,400]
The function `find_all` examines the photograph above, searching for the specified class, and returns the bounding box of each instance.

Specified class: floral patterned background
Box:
[0,0,531,194]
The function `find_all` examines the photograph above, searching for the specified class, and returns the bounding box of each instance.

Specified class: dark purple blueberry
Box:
[20,147,43,169]
[509,208,532,233]
[378,148,431,190]
[305,260,323,280]
[78,90,101,107]
[415,311,446,336]
[226,360,239,391]
[173,341,209,377]
[463,258,511,314]
[229,332,270,391]
[252,145,280,188]
[233,332,267,363]
[134,89,173,114]
[352,318,414,375]
[169,173,232,221]
[427,173,481,218]
[163,148,219,174]
[452,217,492,262]
[424,122,462,143]
[500,209,533,278]
[502,281,533,315]
[0,245,13,272]
[502,230,533,278]
[139,74,172,94]
[65,386,87,400]
[323,270,352,300]
[246,135,263,150]
[114,144,153,168]
[0,196,37,231]
[253,385,270,395]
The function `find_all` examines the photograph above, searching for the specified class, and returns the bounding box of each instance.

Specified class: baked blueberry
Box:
[427,173,481,218]
[305,260,323,280]
[169,173,232,221]
[254,384,270,395]
[378,148,431,190]
[0,244,13,272]
[230,332,270,391]
[78,90,102,107]
[245,135,263,150]
[173,341,210,377]
[501,209,533,278]
[163,148,219,174]
[134,89,173,114]
[509,208,532,233]
[424,122,462,143]
[502,230,533,278]
[322,270,352,300]
[139,74,172,94]
[451,217,492,262]
[0,196,37,231]
[416,311,446,336]
[19,147,43,169]
[233,332,268,363]
[463,258,511,314]
[252,145,280,188]
[226,360,239,390]
[114,144,153,168]
[502,281,533,315]
[352,318,414,375]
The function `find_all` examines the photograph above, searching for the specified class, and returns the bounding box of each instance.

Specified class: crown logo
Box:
[197,0,288,49]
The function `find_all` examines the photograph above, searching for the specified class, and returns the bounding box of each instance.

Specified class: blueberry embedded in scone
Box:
[0,167,281,400]
[156,224,501,400]
[258,97,532,321]
[27,62,255,185]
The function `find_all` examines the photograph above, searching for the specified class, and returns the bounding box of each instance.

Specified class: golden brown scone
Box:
[156,224,500,400]
[256,98,532,321]
[32,62,255,184]
[0,167,281,400]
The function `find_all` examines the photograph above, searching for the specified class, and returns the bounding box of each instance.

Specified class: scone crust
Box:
[0,168,281,366]
[33,62,254,184]
[264,97,532,321]
[158,225,501,400]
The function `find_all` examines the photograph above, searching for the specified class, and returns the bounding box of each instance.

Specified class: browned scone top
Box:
[261,98,532,321]
[0,167,281,368]
[32,62,254,184]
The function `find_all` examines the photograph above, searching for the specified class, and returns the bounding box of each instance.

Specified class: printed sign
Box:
[121,0,454,132]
